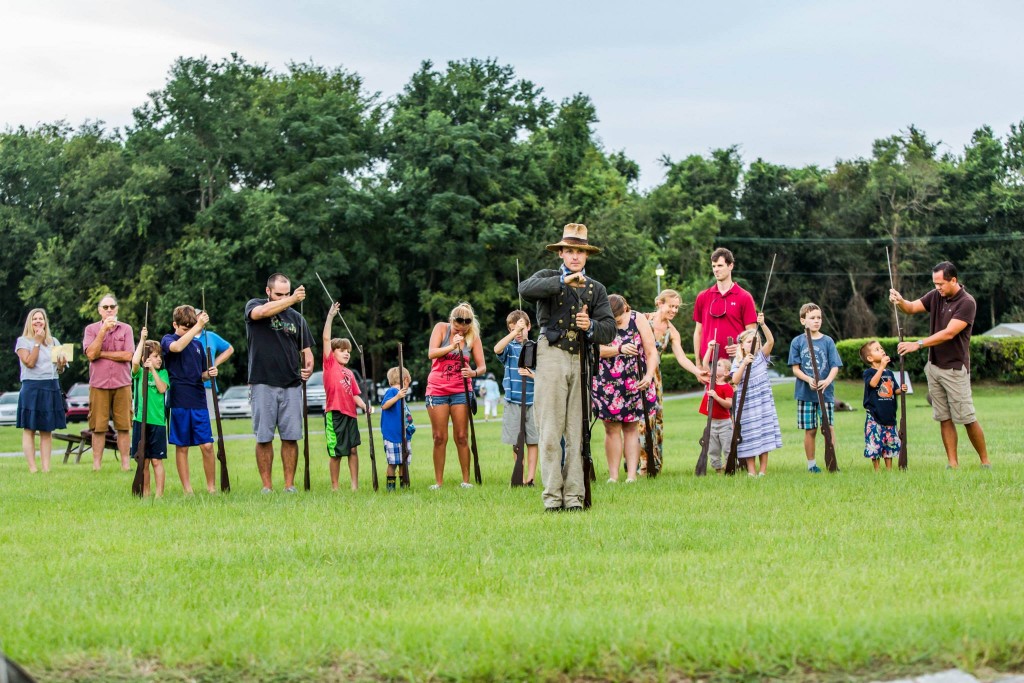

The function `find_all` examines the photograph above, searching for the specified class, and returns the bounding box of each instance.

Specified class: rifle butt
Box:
[131,458,146,498]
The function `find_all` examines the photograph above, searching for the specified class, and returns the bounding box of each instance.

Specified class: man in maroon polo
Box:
[693,247,757,375]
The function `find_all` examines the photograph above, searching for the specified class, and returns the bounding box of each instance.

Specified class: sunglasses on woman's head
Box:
[453,317,473,325]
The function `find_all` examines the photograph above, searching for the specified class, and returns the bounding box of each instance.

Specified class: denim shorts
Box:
[425,392,468,408]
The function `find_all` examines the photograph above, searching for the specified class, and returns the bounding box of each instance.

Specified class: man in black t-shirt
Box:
[889,261,990,469]
[246,273,314,492]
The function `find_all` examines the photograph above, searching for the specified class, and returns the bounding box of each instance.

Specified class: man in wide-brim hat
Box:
[520,223,615,511]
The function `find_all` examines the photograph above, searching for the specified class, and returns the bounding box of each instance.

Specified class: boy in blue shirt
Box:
[787,303,842,473]
[380,366,414,491]
[493,311,538,486]
[161,305,219,494]
[859,340,907,471]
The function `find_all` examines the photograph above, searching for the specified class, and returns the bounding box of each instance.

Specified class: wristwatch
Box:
[916,340,924,349]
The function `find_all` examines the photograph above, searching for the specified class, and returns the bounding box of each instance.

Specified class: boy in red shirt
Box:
[699,354,735,474]
[323,302,371,491]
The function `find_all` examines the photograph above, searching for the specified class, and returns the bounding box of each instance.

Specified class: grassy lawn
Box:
[2,381,1022,682]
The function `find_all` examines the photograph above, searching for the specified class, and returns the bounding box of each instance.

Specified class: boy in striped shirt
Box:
[494,311,538,486]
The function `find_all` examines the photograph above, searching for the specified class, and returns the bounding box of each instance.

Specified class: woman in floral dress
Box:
[638,289,706,475]
[592,295,658,483]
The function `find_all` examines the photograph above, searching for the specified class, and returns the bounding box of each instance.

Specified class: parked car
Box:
[218,385,252,419]
[376,378,422,403]
[306,371,326,413]
[65,382,90,422]
[0,390,19,426]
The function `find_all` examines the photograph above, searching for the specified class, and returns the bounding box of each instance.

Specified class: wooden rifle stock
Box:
[580,340,595,508]
[398,342,411,488]
[205,348,230,492]
[459,351,483,485]
[696,338,720,476]
[804,328,839,472]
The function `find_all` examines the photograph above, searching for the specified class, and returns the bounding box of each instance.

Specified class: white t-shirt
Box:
[15,337,61,381]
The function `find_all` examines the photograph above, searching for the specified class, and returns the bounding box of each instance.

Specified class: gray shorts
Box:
[501,402,539,445]
[924,362,976,424]
[251,384,303,442]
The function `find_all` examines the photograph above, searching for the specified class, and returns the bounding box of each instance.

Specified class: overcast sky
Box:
[2,0,1022,187]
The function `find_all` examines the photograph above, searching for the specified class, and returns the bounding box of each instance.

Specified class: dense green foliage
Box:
[3,55,1023,393]
[835,336,1024,383]
[2,382,1022,682]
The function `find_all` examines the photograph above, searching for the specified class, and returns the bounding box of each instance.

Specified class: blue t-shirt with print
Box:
[161,333,207,409]
[788,333,842,403]
[496,340,534,406]
[862,368,898,426]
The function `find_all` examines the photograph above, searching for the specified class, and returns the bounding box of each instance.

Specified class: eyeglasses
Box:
[708,299,727,318]
[453,317,473,325]
[101,304,118,310]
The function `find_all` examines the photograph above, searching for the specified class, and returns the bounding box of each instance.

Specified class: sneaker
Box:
[429,484,442,490]
[980,463,992,470]
[624,478,636,484]
[260,487,273,494]
[747,472,756,477]
[808,465,822,474]
[757,472,766,477]
[544,506,562,513]
[606,478,618,484]
[283,486,298,494]
[460,482,474,489]
[564,506,584,512]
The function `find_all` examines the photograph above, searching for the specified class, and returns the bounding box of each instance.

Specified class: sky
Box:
[2,0,1022,187]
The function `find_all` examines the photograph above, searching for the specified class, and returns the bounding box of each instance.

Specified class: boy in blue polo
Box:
[788,302,842,473]
[162,305,218,494]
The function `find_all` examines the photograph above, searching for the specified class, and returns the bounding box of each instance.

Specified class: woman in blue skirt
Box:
[14,309,68,472]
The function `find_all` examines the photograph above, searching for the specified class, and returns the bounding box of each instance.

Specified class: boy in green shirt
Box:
[132,332,170,497]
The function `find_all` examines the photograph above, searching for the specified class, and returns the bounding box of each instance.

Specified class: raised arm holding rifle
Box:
[130,318,169,497]
[323,301,372,491]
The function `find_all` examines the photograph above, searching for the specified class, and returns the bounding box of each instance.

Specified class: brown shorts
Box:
[89,385,133,431]
[924,362,976,425]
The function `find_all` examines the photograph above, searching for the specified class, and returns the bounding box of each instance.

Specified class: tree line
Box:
[2,54,1022,390]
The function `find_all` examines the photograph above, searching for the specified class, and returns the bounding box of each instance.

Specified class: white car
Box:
[306,371,326,413]
[0,391,20,426]
[218,385,252,419]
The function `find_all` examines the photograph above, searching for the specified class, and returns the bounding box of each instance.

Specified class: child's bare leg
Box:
[622,422,640,480]
[152,460,165,497]
[745,458,756,474]
[348,448,359,490]
[199,442,216,493]
[804,428,817,460]
[873,458,880,471]
[329,456,341,490]
[604,421,622,481]
[758,452,768,474]
[884,457,893,470]
[143,463,151,496]
[175,446,193,493]
[527,444,539,483]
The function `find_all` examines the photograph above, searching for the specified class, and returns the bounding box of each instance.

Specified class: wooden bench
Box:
[54,429,120,464]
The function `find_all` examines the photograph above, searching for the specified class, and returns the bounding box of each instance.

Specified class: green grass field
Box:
[2,381,1022,682]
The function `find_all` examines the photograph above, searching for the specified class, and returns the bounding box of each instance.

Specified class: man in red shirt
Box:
[693,248,757,375]
[890,261,990,469]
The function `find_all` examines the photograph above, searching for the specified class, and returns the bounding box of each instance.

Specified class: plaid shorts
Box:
[796,399,834,430]
[383,439,411,466]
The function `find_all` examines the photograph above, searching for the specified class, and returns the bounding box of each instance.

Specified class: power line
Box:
[722,233,1023,245]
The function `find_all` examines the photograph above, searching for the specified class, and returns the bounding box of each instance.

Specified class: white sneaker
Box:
[429,484,441,490]
[624,478,636,484]
[606,478,618,484]
[460,482,474,489]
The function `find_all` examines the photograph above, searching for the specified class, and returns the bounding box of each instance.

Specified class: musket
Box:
[202,289,230,492]
[315,273,378,491]
[458,349,483,485]
[726,255,776,475]
[398,341,411,489]
[805,328,839,472]
[695,332,719,476]
[580,337,596,508]
[299,299,310,491]
[725,335,751,475]
[637,353,657,478]
[886,247,909,470]
[131,301,149,498]
[511,326,536,487]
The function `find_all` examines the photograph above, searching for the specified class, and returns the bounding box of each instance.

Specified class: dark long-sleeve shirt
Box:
[519,268,616,350]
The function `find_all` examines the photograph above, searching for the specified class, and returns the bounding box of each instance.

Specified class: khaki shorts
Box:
[89,385,133,431]
[924,362,976,424]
